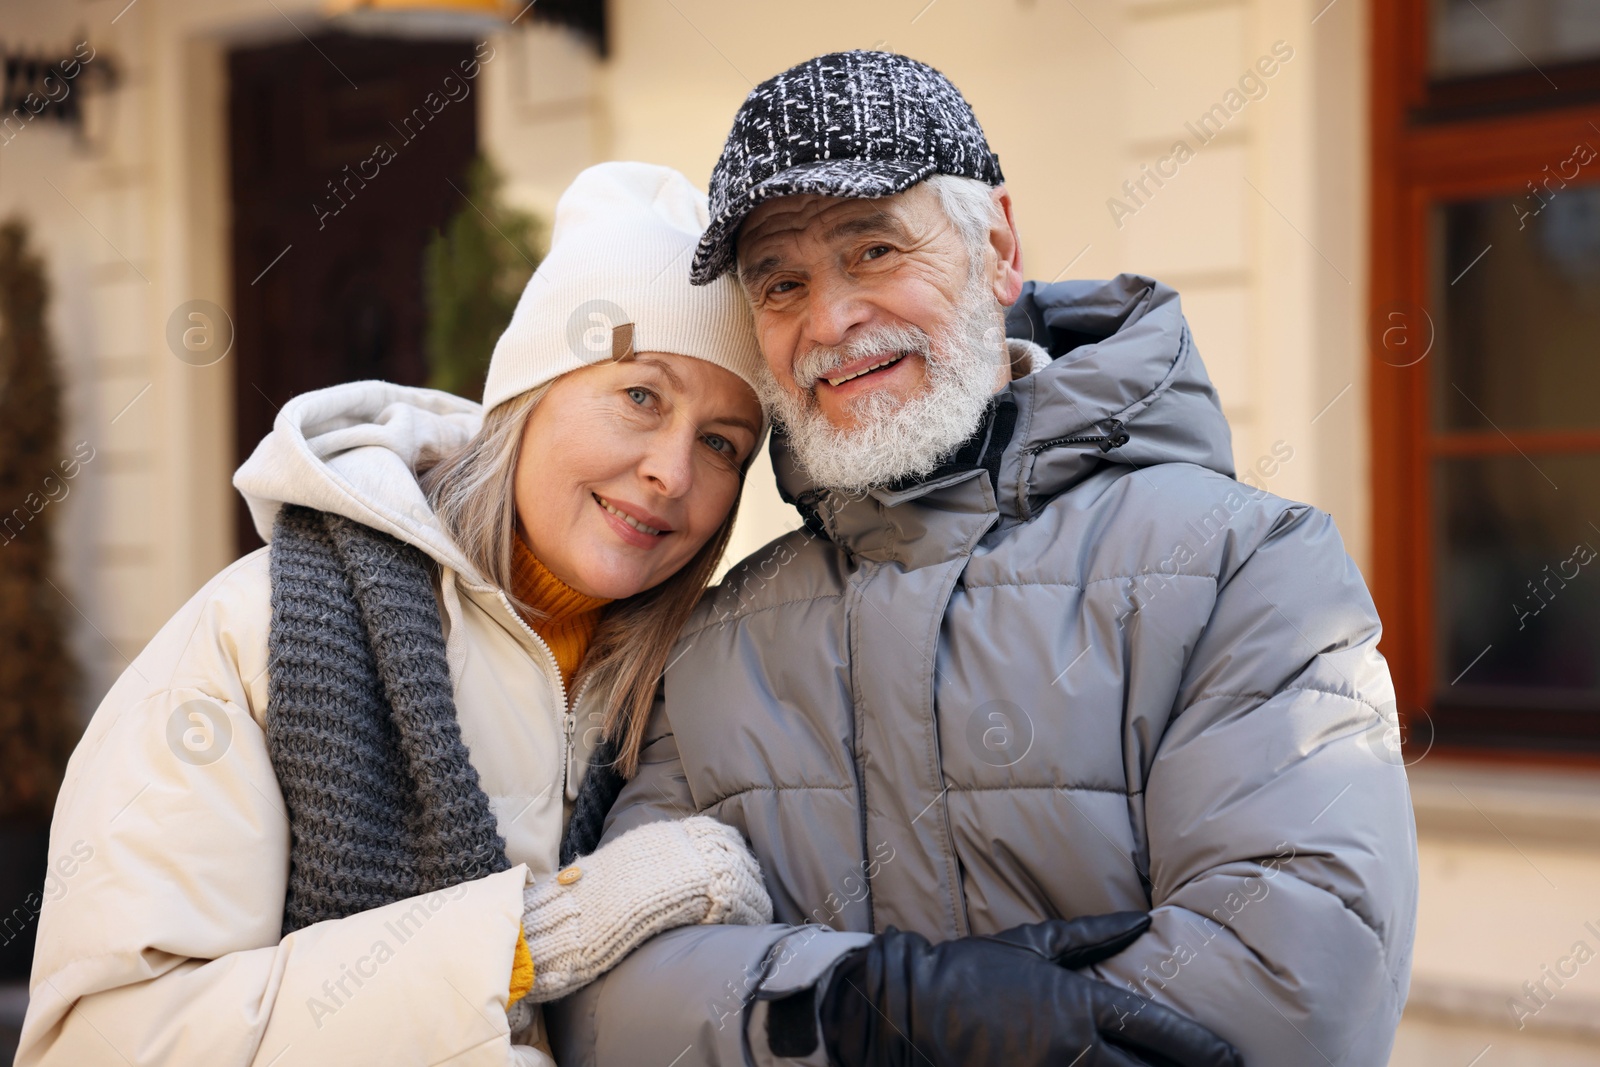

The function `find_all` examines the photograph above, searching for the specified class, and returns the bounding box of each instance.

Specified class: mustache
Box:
[792,323,932,391]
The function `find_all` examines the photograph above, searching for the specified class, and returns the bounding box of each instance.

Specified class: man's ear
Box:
[988,185,1024,307]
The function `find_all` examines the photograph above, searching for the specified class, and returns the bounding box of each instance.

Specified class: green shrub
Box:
[0,218,77,822]
[424,158,542,400]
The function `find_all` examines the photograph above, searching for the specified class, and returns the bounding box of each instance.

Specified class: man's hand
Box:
[810,912,1242,1067]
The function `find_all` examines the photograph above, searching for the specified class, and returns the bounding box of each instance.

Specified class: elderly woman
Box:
[17,163,773,1067]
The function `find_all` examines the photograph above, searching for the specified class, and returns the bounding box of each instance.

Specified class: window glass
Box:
[1432,181,1600,433]
[1434,454,1600,705]
[1431,0,1600,79]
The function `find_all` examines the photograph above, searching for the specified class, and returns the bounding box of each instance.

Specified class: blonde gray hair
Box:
[926,173,1005,259]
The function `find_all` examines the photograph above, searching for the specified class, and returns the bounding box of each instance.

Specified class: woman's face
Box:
[514,352,763,600]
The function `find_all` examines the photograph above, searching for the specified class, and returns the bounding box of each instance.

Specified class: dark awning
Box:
[527,0,607,56]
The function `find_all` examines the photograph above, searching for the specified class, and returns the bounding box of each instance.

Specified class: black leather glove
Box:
[796,912,1241,1067]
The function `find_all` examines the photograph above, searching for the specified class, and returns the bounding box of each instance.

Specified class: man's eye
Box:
[862,245,892,261]
[768,280,800,296]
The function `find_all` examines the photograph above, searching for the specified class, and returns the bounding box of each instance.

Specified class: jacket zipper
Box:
[1021,417,1130,455]
[564,676,597,798]
[494,589,578,796]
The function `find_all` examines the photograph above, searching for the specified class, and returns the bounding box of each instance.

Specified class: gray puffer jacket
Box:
[550,274,1417,1067]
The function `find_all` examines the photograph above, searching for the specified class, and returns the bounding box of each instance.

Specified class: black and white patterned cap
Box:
[690,51,1004,286]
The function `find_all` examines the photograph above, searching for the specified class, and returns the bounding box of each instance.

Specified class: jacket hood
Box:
[1001,273,1234,508]
[233,381,485,579]
[773,273,1234,525]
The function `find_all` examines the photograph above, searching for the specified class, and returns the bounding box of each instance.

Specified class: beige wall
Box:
[1401,761,1600,1062]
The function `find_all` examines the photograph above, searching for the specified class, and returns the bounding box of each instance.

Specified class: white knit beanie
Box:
[481,162,769,420]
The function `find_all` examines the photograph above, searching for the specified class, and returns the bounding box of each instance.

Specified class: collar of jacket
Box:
[776,389,1015,553]
[777,394,1016,568]
[771,273,1236,562]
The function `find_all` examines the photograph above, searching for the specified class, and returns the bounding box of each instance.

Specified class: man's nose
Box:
[804,273,872,349]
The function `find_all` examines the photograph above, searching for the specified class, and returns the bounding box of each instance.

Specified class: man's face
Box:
[737,183,1000,431]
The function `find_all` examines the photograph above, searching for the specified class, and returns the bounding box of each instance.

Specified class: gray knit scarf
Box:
[266,505,510,936]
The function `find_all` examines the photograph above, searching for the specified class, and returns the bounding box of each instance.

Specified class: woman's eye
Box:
[702,433,733,455]
[626,387,654,406]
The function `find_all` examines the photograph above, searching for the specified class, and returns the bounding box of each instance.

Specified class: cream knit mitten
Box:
[513,816,773,1007]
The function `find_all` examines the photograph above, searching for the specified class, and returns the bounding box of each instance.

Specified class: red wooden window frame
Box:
[1370,1,1600,759]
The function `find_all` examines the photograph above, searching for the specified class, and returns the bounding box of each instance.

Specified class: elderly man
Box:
[551,51,1415,1067]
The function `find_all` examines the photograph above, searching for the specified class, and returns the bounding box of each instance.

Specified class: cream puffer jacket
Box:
[16,382,618,1067]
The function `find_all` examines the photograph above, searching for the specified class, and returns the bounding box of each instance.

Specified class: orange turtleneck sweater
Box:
[508,535,612,689]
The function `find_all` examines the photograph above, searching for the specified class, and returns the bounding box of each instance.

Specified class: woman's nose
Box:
[637,424,697,498]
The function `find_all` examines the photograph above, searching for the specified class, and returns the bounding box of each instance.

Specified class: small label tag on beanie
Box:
[611,322,635,362]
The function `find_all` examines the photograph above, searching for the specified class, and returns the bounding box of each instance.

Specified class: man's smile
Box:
[821,350,912,388]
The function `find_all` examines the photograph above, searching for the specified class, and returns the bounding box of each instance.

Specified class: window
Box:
[1372,0,1600,754]
[1430,0,1600,79]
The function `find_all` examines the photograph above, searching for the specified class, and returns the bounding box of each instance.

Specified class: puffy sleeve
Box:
[1088,506,1418,1066]
[16,552,538,1067]
[548,702,870,1067]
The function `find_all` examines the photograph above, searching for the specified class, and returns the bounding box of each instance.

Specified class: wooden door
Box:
[228,33,479,556]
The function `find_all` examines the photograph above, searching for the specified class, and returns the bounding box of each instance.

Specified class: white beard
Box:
[761,274,1009,494]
